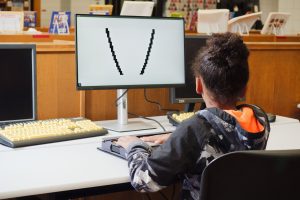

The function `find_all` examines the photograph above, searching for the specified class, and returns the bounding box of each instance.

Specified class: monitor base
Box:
[101,119,156,132]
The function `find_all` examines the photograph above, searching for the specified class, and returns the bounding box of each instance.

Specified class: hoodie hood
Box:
[225,107,264,133]
[197,104,270,152]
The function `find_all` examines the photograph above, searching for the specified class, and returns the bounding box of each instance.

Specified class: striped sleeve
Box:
[126,141,166,192]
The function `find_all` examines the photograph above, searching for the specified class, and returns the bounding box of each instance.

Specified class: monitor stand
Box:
[184,103,195,112]
[101,89,156,132]
[184,102,206,112]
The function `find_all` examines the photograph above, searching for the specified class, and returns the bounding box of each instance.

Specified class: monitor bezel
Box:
[0,44,37,125]
[170,35,209,104]
[75,14,186,90]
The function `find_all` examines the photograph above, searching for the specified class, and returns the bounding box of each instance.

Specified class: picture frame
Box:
[49,11,71,34]
[261,12,290,35]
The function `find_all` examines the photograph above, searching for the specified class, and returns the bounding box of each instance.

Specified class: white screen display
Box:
[76,15,185,89]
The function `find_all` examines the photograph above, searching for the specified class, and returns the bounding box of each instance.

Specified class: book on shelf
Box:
[89,4,113,15]
[24,11,36,28]
[165,0,217,32]
[49,11,71,34]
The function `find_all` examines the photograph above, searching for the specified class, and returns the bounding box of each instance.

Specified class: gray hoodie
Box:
[125,104,270,200]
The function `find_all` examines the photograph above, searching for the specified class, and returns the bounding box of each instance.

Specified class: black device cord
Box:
[114,89,128,107]
[143,89,179,113]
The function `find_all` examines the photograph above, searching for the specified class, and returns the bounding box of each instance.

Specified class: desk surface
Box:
[0,116,299,199]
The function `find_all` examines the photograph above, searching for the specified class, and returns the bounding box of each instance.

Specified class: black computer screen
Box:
[170,35,209,104]
[0,44,36,124]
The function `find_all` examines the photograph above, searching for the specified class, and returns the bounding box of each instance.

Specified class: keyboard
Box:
[167,112,196,126]
[99,133,163,159]
[0,118,108,148]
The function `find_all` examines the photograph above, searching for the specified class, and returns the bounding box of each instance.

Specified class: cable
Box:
[114,89,129,107]
[143,89,179,113]
[113,89,166,131]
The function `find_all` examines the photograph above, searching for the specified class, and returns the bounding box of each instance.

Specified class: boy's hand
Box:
[140,133,171,144]
[116,136,141,149]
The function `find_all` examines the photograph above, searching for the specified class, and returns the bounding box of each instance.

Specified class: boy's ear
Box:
[195,77,203,94]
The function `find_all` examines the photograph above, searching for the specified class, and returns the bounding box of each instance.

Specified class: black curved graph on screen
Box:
[105,28,155,75]
[140,29,155,75]
[105,28,123,75]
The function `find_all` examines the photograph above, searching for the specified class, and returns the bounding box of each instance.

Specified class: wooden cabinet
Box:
[246,42,300,119]
[34,41,300,121]
[1,35,299,120]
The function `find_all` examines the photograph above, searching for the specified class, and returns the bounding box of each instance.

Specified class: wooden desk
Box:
[242,34,300,43]
[275,35,300,42]
[0,33,74,43]
[242,34,274,42]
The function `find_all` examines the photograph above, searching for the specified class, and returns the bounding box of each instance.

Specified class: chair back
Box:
[199,149,300,200]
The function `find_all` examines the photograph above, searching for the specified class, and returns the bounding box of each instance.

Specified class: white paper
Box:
[120,1,154,17]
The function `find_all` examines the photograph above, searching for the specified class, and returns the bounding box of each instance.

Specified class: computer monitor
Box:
[170,35,208,112]
[197,9,229,35]
[0,44,36,125]
[76,15,185,132]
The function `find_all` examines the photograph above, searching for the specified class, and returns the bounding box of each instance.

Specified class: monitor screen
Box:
[76,15,185,89]
[0,44,36,124]
[170,35,209,104]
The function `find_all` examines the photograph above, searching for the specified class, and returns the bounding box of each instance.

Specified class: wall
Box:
[259,0,278,23]
[40,0,61,27]
[260,0,300,35]
[278,0,300,34]
[70,0,100,25]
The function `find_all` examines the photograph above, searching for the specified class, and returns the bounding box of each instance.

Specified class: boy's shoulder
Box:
[173,113,213,140]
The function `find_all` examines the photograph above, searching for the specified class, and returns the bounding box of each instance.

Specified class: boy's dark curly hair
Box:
[192,32,249,105]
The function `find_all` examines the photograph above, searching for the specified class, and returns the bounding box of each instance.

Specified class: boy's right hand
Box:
[140,133,171,145]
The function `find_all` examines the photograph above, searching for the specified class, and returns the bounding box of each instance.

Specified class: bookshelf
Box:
[0,0,31,11]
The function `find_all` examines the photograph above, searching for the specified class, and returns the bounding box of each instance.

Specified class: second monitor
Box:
[170,35,209,112]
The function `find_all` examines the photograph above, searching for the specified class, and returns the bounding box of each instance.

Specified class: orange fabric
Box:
[225,107,264,133]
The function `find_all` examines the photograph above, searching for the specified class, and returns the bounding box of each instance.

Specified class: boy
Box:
[116,32,270,200]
